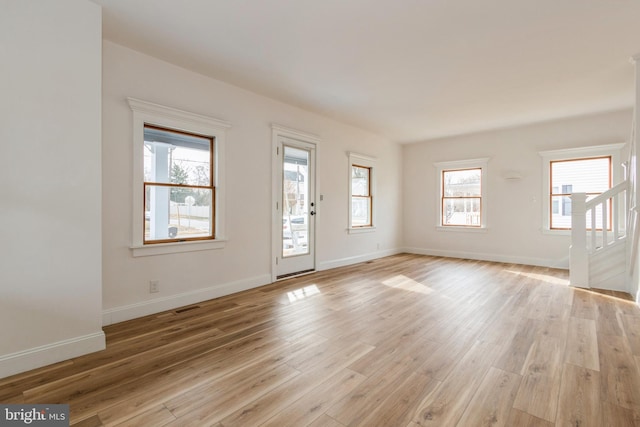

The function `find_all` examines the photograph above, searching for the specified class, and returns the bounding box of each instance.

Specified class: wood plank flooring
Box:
[2,254,640,426]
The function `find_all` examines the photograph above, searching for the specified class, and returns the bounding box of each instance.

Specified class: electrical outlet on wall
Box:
[149,280,159,293]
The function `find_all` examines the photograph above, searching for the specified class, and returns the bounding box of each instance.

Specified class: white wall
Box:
[631,60,640,304]
[102,41,402,323]
[0,0,104,378]
[403,110,632,268]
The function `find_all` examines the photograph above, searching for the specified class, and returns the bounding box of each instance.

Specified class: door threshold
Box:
[276,269,315,280]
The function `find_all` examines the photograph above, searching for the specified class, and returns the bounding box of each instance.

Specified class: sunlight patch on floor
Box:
[287,284,321,303]
[504,270,569,286]
[382,275,433,295]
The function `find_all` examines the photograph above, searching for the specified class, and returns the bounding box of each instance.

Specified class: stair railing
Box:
[570,181,629,287]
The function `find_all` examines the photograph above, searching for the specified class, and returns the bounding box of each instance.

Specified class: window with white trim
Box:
[549,157,611,230]
[540,143,623,233]
[442,168,482,227]
[348,152,376,232]
[143,125,214,244]
[434,158,489,230]
[128,98,231,256]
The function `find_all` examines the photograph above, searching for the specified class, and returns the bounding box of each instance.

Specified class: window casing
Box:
[549,156,611,230]
[540,143,623,234]
[128,98,231,257]
[442,168,482,227]
[434,158,488,231]
[348,152,376,233]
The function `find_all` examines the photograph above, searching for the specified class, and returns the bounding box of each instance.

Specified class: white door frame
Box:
[271,124,320,282]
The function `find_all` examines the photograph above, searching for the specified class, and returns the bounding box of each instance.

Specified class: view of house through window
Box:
[351,165,372,227]
[143,125,214,243]
[549,156,611,229]
[442,168,482,227]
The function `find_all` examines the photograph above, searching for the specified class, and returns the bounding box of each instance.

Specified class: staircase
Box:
[569,180,629,290]
[569,55,640,302]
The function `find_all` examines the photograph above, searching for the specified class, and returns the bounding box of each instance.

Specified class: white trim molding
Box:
[436,225,488,233]
[127,98,231,257]
[0,332,105,379]
[271,124,321,282]
[539,142,626,233]
[131,239,227,257]
[127,98,232,130]
[433,157,490,231]
[404,247,568,269]
[318,248,402,271]
[271,124,321,144]
[102,274,271,326]
[538,143,626,161]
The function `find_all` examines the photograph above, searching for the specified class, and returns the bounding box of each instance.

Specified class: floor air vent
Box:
[277,269,315,280]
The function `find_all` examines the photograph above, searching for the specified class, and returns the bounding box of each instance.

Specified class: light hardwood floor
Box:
[2,254,640,426]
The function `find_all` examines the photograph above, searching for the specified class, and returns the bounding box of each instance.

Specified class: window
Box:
[351,165,372,227]
[348,152,376,232]
[143,125,214,244]
[442,168,482,227]
[549,157,611,229]
[434,158,488,230]
[128,98,231,256]
[540,143,623,233]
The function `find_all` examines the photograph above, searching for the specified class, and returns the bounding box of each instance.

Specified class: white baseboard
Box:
[318,248,403,271]
[403,247,569,269]
[102,274,272,326]
[0,331,105,379]
[102,247,559,327]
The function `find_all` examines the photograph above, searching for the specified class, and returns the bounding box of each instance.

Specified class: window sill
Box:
[436,225,487,233]
[541,229,571,236]
[348,226,376,234]
[131,239,227,257]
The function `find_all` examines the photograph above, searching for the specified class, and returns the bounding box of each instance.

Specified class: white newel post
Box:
[570,192,589,288]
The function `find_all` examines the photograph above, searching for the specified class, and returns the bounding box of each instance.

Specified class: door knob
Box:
[310,211,316,215]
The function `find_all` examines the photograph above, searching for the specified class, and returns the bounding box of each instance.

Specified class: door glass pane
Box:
[283,146,309,257]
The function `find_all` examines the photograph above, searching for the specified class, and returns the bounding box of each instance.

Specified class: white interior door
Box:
[273,136,316,279]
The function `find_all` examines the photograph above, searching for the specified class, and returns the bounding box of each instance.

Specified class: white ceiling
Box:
[92,0,640,143]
